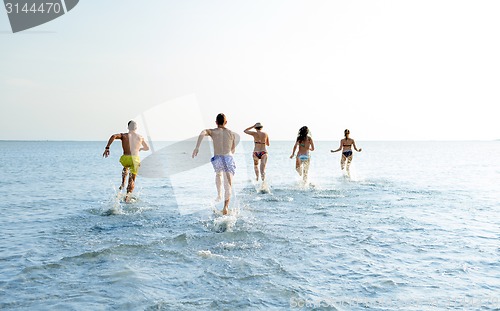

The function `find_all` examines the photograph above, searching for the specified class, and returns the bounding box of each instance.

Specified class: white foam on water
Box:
[100,186,145,216]
[257,180,272,194]
[216,241,262,251]
[197,250,225,259]
[341,164,365,183]
[212,214,238,233]
[102,189,125,216]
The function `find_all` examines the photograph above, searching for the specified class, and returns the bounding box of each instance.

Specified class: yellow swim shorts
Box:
[119,155,141,174]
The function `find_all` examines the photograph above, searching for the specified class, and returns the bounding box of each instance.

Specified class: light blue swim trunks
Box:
[211,155,236,175]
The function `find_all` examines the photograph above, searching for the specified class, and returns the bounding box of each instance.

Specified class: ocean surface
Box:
[1,140,499,310]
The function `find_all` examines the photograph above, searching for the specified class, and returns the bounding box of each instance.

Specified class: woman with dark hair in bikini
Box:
[331,129,362,176]
[244,122,270,181]
[290,126,315,182]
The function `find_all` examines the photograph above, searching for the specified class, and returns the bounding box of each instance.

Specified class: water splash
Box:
[257,180,272,194]
[197,250,225,259]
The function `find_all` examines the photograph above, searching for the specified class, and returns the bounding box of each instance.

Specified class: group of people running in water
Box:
[103,114,362,214]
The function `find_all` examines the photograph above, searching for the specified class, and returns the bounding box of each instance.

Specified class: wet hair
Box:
[128,120,137,130]
[216,113,226,126]
[344,129,350,138]
[297,126,310,142]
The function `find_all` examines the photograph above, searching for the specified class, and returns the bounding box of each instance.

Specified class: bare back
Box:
[341,138,354,151]
[297,137,313,155]
[120,132,145,156]
[208,128,236,155]
[252,131,268,152]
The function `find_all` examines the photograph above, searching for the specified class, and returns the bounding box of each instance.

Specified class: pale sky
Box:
[1,0,499,141]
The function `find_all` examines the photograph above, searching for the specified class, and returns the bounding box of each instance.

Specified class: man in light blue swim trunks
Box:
[210,154,236,176]
[192,113,237,215]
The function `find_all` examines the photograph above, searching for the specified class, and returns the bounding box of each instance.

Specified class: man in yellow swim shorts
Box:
[103,120,150,201]
[119,155,141,175]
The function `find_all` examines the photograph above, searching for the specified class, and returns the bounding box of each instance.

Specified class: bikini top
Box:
[255,141,265,145]
[299,139,309,147]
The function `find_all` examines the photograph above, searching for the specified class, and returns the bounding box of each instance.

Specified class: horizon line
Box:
[1,139,498,142]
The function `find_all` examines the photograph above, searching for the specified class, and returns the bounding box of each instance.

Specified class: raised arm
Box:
[244,125,256,136]
[103,133,122,157]
[330,140,343,153]
[353,139,362,152]
[192,129,210,158]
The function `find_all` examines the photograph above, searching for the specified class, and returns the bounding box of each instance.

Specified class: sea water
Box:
[0,141,499,310]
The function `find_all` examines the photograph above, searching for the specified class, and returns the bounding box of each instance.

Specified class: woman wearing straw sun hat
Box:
[244,122,270,181]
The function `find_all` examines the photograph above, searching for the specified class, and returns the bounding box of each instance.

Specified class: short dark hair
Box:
[128,120,137,130]
[216,113,226,125]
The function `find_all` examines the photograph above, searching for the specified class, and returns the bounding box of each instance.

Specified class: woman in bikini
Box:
[244,122,270,181]
[290,126,315,182]
[331,129,362,175]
